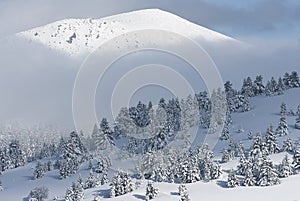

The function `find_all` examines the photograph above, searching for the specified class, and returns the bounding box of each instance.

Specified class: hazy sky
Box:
[0,0,299,41]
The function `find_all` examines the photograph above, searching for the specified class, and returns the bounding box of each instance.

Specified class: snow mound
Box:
[16,9,238,57]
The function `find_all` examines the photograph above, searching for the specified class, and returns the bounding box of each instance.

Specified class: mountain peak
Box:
[16,9,237,57]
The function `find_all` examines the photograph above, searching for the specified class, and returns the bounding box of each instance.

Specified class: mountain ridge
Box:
[16,9,239,57]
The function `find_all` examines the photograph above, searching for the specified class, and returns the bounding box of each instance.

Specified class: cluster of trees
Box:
[239,71,300,98]
[110,170,133,197]
[225,127,300,188]
[228,151,296,188]
[0,140,26,173]
[33,161,54,180]
[135,145,221,184]
[59,132,88,179]
[65,180,84,201]
[28,187,49,201]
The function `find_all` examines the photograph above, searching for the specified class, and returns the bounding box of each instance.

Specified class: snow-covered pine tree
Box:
[85,170,96,189]
[280,103,287,116]
[0,180,3,191]
[115,107,136,136]
[233,94,251,112]
[276,115,289,136]
[110,170,133,197]
[278,155,293,178]
[236,154,249,176]
[227,169,239,188]
[129,101,151,128]
[101,170,109,185]
[265,77,279,96]
[293,143,300,173]
[95,118,115,152]
[283,72,291,89]
[183,94,200,128]
[265,125,280,154]
[277,77,285,95]
[33,161,45,180]
[220,123,230,140]
[241,77,254,97]
[253,75,265,95]
[28,187,48,201]
[195,91,211,128]
[145,181,158,201]
[290,71,300,88]
[8,140,26,168]
[72,181,84,201]
[242,166,255,186]
[270,77,279,94]
[249,132,264,158]
[65,187,74,201]
[224,81,236,98]
[178,184,190,201]
[210,162,222,180]
[256,155,280,186]
[282,138,293,152]
[221,149,231,163]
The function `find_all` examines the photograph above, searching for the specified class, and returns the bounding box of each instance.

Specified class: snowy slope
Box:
[16,9,238,57]
[1,89,300,201]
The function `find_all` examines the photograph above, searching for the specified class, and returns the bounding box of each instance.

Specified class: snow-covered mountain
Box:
[16,9,238,57]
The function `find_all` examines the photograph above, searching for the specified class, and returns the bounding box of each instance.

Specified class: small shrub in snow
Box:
[145,181,158,201]
[28,187,49,201]
[178,184,190,201]
[227,169,239,188]
[278,155,293,178]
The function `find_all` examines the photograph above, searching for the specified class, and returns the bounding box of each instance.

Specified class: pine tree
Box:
[95,118,114,152]
[145,181,158,201]
[290,71,300,88]
[257,155,280,186]
[220,123,230,140]
[178,184,190,201]
[0,180,3,191]
[277,77,285,95]
[253,75,265,95]
[236,154,249,176]
[276,115,289,136]
[282,138,293,152]
[85,170,96,189]
[280,103,287,116]
[241,77,254,97]
[293,144,300,173]
[65,187,74,201]
[221,149,231,163]
[33,161,45,180]
[210,162,221,180]
[73,181,84,201]
[8,140,26,168]
[249,132,263,158]
[227,169,239,188]
[110,170,133,197]
[265,125,280,154]
[278,155,293,178]
[101,170,109,185]
[283,72,291,89]
[242,167,255,186]
[29,187,49,201]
